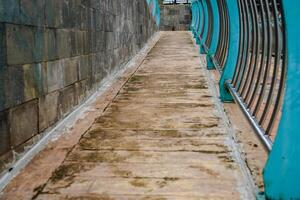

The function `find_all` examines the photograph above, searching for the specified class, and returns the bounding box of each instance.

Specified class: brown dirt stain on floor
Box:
[1,32,251,200]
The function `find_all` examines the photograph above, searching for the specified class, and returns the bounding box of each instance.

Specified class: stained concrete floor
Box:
[1,32,256,199]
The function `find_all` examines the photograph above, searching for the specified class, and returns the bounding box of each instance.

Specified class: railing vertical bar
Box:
[236,0,252,92]
[239,0,256,96]
[260,0,282,128]
[215,0,223,63]
[220,0,229,67]
[200,1,206,38]
[253,0,273,118]
[248,0,268,109]
[266,1,286,134]
[244,0,261,104]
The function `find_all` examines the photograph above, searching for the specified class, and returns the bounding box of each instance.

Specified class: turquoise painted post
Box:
[263,1,300,199]
[197,1,204,45]
[147,0,160,27]
[219,0,240,102]
[192,2,199,38]
[200,0,209,54]
[152,0,156,19]
[191,2,197,32]
[152,1,155,18]
[156,0,161,26]
[196,1,203,45]
[206,0,219,70]
[191,3,194,31]
[194,2,199,37]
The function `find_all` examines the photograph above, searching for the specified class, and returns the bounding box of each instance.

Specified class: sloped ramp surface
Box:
[19,32,251,199]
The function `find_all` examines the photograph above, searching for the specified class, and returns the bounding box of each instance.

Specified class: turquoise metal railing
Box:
[147,0,161,27]
[191,0,300,199]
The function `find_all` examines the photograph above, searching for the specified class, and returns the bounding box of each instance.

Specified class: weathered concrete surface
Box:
[1,32,253,199]
[160,4,191,31]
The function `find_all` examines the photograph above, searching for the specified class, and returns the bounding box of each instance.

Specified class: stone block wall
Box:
[160,4,191,31]
[0,0,157,172]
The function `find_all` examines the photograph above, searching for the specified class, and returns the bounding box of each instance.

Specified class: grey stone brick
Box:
[79,5,88,30]
[56,29,71,59]
[94,30,105,52]
[61,0,81,29]
[70,31,84,56]
[46,60,64,93]
[6,24,34,65]
[6,25,48,64]
[106,32,114,50]
[82,31,89,55]
[44,28,58,60]
[95,11,102,31]
[0,111,10,156]
[2,64,46,111]
[20,0,45,26]
[0,0,20,23]
[84,30,93,54]
[91,53,104,81]
[33,27,46,62]
[86,0,101,10]
[0,23,6,66]
[79,55,92,81]
[58,84,78,117]
[63,57,79,87]
[75,80,87,103]
[9,99,38,147]
[39,91,59,132]
[21,63,46,99]
[45,0,63,28]
[0,24,6,111]
[3,66,24,109]
[0,67,4,111]
[90,30,97,53]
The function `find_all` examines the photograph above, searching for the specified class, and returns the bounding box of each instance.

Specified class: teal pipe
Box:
[219,0,240,102]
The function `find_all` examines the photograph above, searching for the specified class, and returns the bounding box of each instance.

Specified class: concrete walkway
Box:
[2,32,252,199]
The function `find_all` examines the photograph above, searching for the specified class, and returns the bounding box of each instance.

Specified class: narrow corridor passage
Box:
[2,32,252,199]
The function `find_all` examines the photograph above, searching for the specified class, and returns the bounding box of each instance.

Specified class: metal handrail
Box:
[191,0,285,152]
[191,0,300,198]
